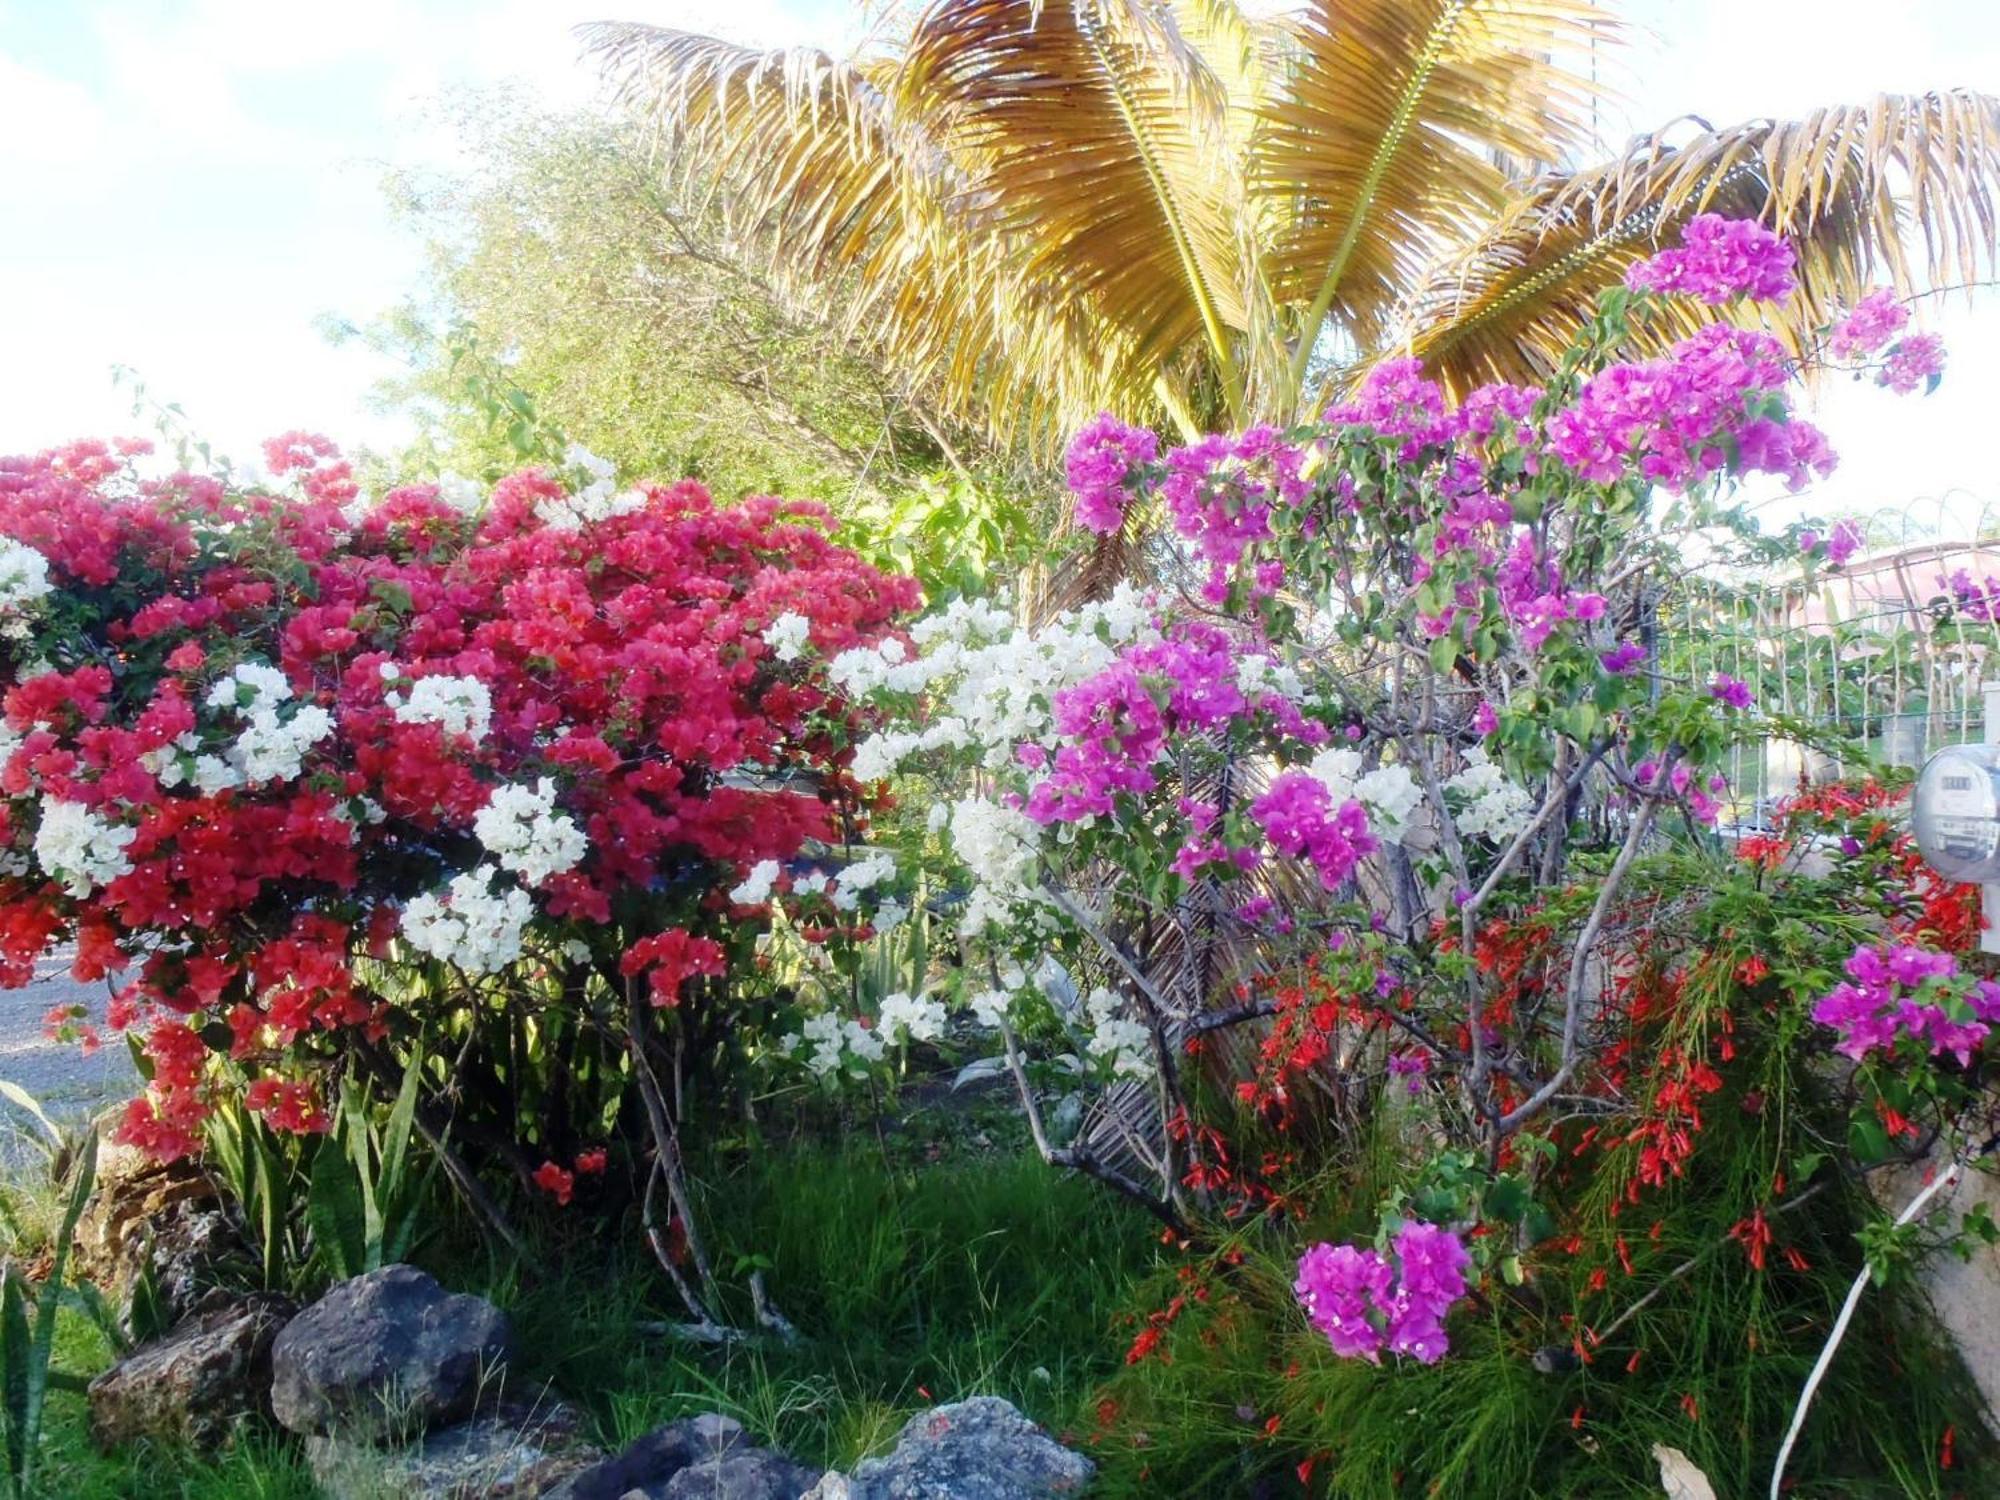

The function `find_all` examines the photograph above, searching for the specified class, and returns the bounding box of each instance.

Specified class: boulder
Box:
[812,1399,1092,1500]
[547,1413,824,1500]
[74,1151,243,1329]
[86,1291,293,1449]
[659,1446,823,1500]
[307,1397,601,1499]
[270,1264,513,1439]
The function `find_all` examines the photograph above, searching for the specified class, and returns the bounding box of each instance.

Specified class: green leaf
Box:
[0,1085,58,1154]
[0,1267,27,1486]
[379,1048,423,1218]
[308,1141,367,1283]
[1849,1115,1891,1164]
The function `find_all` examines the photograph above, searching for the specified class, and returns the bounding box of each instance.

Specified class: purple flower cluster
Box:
[1065,413,1158,535]
[1599,640,1648,675]
[1623,213,1798,304]
[1293,1220,1472,1365]
[1945,567,2000,622]
[1812,943,2000,1066]
[1455,382,1540,443]
[1025,623,1313,825]
[1497,532,1607,651]
[1171,798,1261,881]
[1324,358,1454,452]
[1634,759,1731,825]
[1829,518,1864,567]
[1880,332,1947,395]
[1159,426,1307,572]
[1709,673,1754,709]
[1546,324,1834,493]
[1386,1049,1431,1095]
[1828,288,1911,358]
[1251,771,1379,891]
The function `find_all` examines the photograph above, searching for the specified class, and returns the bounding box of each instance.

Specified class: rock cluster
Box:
[88,1263,1094,1499]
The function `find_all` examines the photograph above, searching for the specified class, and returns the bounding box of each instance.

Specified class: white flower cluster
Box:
[473,778,587,886]
[830,848,896,911]
[0,539,52,617]
[1235,652,1307,703]
[536,445,645,531]
[1445,749,1536,844]
[399,866,534,974]
[206,662,292,713]
[950,796,1045,935]
[435,472,485,515]
[850,718,975,782]
[1084,987,1153,1080]
[965,959,1032,1029]
[878,990,948,1044]
[832,583,1156,775]
[1307,748,1425,845]
[228,703,335,787]
[33,798,135,897]
[197,662,334,789]
[730,858,782,904]
[384,665,493,743]
[760,612,811,663]
[796,1011,887,1076]
[827,635,931,697]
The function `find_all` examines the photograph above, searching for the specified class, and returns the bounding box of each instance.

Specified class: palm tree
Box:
[580,0,2000,448]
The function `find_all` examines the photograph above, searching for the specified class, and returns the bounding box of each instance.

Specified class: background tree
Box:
[582,0,2000,446]
[340,92,1048,597]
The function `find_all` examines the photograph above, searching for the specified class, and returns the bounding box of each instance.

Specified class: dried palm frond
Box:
[1391,90,2000,398]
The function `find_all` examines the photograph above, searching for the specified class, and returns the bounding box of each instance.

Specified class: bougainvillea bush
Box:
[0,434,917,1324]
[796,219,1997,1490]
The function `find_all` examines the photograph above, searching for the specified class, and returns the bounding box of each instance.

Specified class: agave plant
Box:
[582,0,2000,447]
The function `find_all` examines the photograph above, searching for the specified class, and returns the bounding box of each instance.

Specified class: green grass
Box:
[495,1141,1157,1470]
[17,1098,1991,1498]
[33,1311,314,1499]
[20,1136,1156,1497]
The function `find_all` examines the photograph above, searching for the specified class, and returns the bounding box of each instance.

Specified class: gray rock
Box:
[270,1264,513,1439]
[86,1291,293,1449]
[826,1399,1092,1500]
[659,1446,822,1500]
[545,1413,753,1500]
[307,1397,600,1499]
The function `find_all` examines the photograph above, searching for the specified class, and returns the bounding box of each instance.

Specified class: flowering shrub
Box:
[0,435,915,1243]
[813,214,1973,1375]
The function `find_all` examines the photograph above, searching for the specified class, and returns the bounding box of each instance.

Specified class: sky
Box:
[2,0,1998,535]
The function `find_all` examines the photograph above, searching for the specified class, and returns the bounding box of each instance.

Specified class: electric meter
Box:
[1913,742,2000,883]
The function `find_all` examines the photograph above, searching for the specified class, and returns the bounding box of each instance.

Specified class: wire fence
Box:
[1665,541,2000,826]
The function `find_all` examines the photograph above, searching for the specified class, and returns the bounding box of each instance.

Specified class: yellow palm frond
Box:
[584,7,1267,443]
[1396,90,2000,396]
[895,0,1253,420]
[1255,0,1615,410]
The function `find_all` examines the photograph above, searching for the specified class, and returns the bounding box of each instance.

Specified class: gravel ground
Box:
[0,951,136,1156]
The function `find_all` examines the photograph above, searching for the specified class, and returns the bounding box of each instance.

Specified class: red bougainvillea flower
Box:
[0,436,916,1161]
[533,1160,575,1206]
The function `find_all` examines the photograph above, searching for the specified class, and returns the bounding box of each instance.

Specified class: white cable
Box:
[1768,1161,1964,1499]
